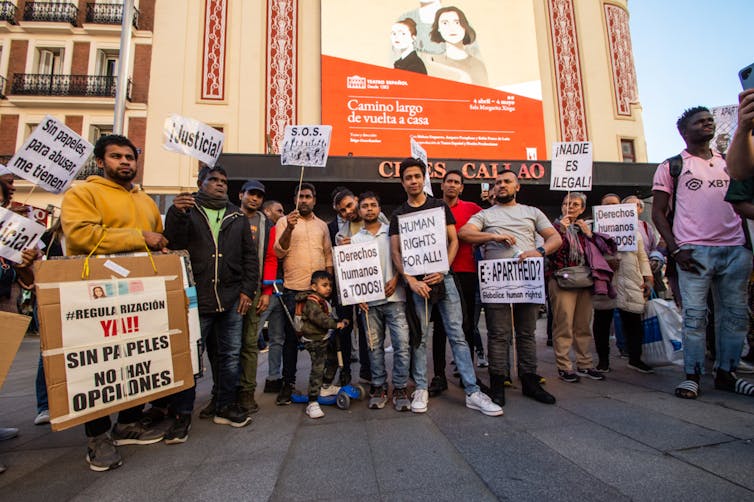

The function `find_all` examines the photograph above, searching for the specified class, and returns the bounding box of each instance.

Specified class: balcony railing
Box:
[0,1,17,24]
[23,1,79,26]
[0,75,6,99]
[76,158,102,180]
[86,2,139,29]
[11,74,132,100]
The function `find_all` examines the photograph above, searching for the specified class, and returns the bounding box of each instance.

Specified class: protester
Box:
[459,170,560,406]
[352,192,412,411]
[724,89,754,180]
[389,158,502,416]
[164,165,258,431]
[653,106,754,398]
[274,183,333,405]
[61,134,168,471]
[261,199,287,393]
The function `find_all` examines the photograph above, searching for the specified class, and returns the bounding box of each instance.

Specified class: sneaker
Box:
[392,387,411,411]
[368,386,388,409]
[306,401,325,419]
[263,378,283,394]
[385,345,394,353]
[477,353,489,368]
[238,390,260,414]
[34,410,50,425]
[199,397,216,419]
[320,384,341,397]
[111,421,164,446]
[359,372,372,384]
[503,376,513,387]
[596,363,611,373]
[0,427,18,441]
[465,391,504,417]
[558,370,580,383]
[576,368,606,381]
[164,414,191,445]
[411,389,429,413]
[627,360,654,374]
[618,349,629,359]
[213,404,252,428]
[736,360,754,374]
[428,375,448,397]
[86,433,122,472]
[276,382,293,406]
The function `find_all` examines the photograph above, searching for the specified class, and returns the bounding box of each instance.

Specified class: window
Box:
[36,47,64,75]
[620,139,636,163]
[96,49,118,77]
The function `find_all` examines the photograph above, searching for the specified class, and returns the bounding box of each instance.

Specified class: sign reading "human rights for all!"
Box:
[592,203,638,251]
[550,141,592,191]
[398,207,448,276]
[333,240,385,306]
[478,257,545,304]
[6,116,93,193]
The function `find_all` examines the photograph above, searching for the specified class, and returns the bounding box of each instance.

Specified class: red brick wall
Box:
[65,116,84,135]
[8,40,28,90]
[0,115,19,157]
[138,0,155,31]
[131,44,151,103]
[76,0,87,27]
[71,42,90,75]
[127,117,146,184]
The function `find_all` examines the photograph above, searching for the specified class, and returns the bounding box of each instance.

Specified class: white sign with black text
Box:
[163,114,224,167]
[6,116,93,193]
[280,125,332,167]
[398,207,449,276]
[592,203,638,252]
[410,138,433,197]
[0,207,45,263]
[550,141,593,191]
[333,240,385,306]
[478,257,545,304]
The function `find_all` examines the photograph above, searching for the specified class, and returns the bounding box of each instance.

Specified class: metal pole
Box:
[113,0,134,134]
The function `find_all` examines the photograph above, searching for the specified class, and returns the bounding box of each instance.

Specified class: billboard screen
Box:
[321,0,546,161]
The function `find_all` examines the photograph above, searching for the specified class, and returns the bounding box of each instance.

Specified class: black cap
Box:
[241,179,266,194]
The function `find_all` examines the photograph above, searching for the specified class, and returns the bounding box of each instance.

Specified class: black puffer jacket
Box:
[165,201,258,314]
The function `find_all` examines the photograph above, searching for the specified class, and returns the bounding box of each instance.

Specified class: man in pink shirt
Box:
[652,106,754,400]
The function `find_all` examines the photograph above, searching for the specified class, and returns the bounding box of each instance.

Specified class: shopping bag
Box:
[642,297,683,366]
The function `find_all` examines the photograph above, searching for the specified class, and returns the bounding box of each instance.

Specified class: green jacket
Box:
[295,290,337,341]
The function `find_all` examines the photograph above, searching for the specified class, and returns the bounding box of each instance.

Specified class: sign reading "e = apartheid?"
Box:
[550,141,592,191]
[478,257,545,304]
[163,114,225,167]
[0,206,46,263]
[398,206,448,276]
[280,125,333,167]
[6,116,94,193]
[333,240,385,306]
[592,203,638,251]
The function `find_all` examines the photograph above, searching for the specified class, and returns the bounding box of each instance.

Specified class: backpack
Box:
[293,293,329,338]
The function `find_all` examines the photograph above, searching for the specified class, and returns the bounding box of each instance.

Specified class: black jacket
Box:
[164,201,259,314]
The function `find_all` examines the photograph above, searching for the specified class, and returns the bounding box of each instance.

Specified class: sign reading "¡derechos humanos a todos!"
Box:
[333,240,385,306]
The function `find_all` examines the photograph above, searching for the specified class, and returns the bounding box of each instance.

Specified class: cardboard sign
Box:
[280,125,332,167]
[163,114,224,167]
[410,138,433,197]
[550,141,593,191]
[397,207,448,276]
[0,206,46,263]
[6,116,93,193]
[478,257,545,304]
[593,203,638,251]
[0,312,31,390]
[333,240,385,306]
[36,252,194,431]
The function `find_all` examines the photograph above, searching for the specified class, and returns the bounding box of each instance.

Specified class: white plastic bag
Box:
[642,298,683,366]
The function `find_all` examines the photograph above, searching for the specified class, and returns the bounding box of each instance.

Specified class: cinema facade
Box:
[6,0,654,217]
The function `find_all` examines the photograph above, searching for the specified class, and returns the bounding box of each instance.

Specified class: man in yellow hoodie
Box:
[61,134,168,472]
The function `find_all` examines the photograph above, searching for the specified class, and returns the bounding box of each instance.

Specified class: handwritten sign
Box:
[6,116,93,193]
[281,125,332,167]
[593,203,638,251]
[410,138,433,197]
[478,257,545,304]
[0,207,45,263]
[333,240,385,306]
[550,141,592,191]
[398,207,448,276]
[163,114,224,167]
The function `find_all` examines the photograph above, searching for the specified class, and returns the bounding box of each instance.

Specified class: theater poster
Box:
[321,0,546,160]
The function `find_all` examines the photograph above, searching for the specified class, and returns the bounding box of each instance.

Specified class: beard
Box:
[495,193,516,204]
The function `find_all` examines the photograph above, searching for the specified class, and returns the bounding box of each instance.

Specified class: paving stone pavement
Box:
[1,319,753,501]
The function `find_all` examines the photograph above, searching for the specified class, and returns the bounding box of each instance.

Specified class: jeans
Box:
[432,272,479,376]
[677,244,751,374]
[36,353,48,413]
[265,296,285,380]
[282,289,304,384]
[365,301,411,388]
[201,302,244,408]
[412,275,479,393]
[484,303,539,377]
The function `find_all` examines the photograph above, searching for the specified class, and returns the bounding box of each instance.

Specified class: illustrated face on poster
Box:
[321,0,545,160]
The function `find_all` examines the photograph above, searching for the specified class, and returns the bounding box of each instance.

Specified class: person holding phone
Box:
[726,88,754,180]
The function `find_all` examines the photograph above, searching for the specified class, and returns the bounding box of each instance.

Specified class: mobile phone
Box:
[481,182,490,191]
[740,63,754,90]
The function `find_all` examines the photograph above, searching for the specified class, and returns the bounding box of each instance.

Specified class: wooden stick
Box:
[22,184,37,207]
[294,165,305,212]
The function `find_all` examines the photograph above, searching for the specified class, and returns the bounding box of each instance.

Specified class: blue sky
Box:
[629,0,754,162]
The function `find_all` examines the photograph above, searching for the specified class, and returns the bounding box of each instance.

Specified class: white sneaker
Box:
[319,384,341,397]
[34,410,50,425]
[305,402,324,419]
[466,391,503,417]
[737,360,754,374]
[410,389,429,413]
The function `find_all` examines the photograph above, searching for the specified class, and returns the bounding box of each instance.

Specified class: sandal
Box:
[675,380,699,399]
[714,371,754,396]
